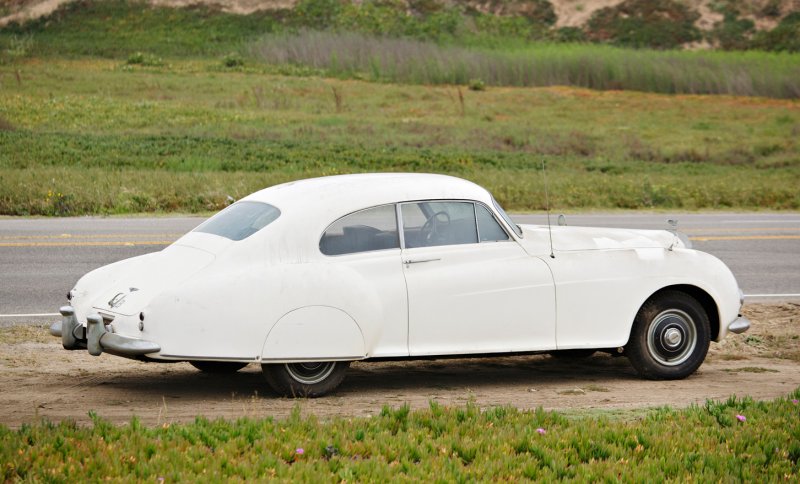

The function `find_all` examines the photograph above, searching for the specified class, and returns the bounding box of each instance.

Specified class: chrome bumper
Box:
[50,306,160,356]
[728,315,751,335]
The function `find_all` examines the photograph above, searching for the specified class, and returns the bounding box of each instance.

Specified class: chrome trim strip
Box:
[403,257,441,266]
[261,356,363,363]
[160,354,259,362]
[473,202,481,242]
[396,203,406,250]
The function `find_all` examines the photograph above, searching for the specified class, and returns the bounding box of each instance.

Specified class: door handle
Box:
[403,258,441,266]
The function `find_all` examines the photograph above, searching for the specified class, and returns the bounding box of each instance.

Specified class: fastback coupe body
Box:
[51,174,749,396]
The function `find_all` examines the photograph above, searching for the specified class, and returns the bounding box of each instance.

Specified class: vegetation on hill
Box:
[1,1,798,99]
[2,0,800,55]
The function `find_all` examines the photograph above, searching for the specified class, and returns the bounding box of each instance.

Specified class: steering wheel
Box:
[420,211,451,244]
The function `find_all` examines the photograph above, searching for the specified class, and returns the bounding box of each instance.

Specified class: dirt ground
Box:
[1,303,798,428]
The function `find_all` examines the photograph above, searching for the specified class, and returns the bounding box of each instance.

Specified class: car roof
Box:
[241,173,494,218]
[182,173,504,263]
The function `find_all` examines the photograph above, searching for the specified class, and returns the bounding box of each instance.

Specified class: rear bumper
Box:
[727,315,751,335]
[50,305,160,356]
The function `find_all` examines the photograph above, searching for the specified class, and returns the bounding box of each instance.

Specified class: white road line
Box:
[0,313,59,318]
[721,220,800,224]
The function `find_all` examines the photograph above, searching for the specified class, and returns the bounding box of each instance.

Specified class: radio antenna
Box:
[541,160,555,259]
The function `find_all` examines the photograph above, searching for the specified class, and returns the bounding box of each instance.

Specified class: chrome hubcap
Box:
[284,362,336,385]
[664,328,682,348]
[646,309,697,367]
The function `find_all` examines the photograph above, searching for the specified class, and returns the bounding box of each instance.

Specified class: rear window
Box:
[193,201,280,241]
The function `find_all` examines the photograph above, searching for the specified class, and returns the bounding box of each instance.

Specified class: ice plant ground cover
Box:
[2,391,799,480]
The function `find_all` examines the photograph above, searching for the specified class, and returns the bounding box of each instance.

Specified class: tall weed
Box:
[251,31,800,98]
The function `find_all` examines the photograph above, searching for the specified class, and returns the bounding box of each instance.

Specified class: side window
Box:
[402,201,478,248]
[476,204,510,242]
[320,205,400,256]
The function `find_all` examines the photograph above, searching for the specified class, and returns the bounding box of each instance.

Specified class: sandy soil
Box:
[1,303,797,428]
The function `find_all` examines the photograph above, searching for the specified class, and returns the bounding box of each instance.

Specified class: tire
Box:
[190,361,248,373]
[549,349,597,359]
[627,290,710,380]
[262,361,350,398]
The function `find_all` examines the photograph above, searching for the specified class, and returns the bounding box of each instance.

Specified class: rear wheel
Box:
[627,291,710,380]
[190,361,248,373]
[262,361,350,397]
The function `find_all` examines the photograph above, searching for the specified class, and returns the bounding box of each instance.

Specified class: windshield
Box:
[193,201,280,241]
[492,197,522,237]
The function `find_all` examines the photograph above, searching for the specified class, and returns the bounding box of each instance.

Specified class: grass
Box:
[0,58,798,215]
[2,391,799,480]
[251,31,800,98]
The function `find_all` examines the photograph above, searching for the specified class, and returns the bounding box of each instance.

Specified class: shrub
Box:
[292,0,347,29]
[1,34,34,60]
[761,0,782,18]
[499,0,557,27]
[469,14,547,41]
[222,52,245,68]
[709,10,756,50]
[752,12,800,52]
[551,27,587,43]
[468,78,485,91]
[126,51,163,66]
[586,0,701,49]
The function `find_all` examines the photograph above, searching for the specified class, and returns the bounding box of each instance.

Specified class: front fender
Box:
[550,247,742,349]
[260,306,366,362]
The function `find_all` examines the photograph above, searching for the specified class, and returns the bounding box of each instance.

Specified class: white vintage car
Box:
[51,173,750,396]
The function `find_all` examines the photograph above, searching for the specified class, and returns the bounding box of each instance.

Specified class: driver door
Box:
[400,201,556,356]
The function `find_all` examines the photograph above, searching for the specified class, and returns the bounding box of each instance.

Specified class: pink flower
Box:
[792,399,798,405]
[536,428,546,435]
[736,415,746,422]
[296,448,304,455]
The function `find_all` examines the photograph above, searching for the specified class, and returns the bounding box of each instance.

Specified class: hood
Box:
[91,245,215,316]
[519,224,679,252]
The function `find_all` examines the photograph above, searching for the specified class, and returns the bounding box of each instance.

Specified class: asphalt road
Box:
[1,213,798,320]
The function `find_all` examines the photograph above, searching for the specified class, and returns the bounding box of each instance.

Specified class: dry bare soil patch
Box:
[0,303,797,427]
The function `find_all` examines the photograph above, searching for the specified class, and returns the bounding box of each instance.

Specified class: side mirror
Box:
[557,214,567,226]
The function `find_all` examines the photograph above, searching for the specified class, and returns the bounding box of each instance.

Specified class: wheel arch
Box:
[260,305,366,362]
[641,284,720,341]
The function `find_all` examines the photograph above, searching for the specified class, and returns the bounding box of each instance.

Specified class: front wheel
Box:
[262,361,350,397]
[627,291,710,380]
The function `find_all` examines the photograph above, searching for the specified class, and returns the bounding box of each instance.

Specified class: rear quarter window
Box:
[320,205,400,255]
